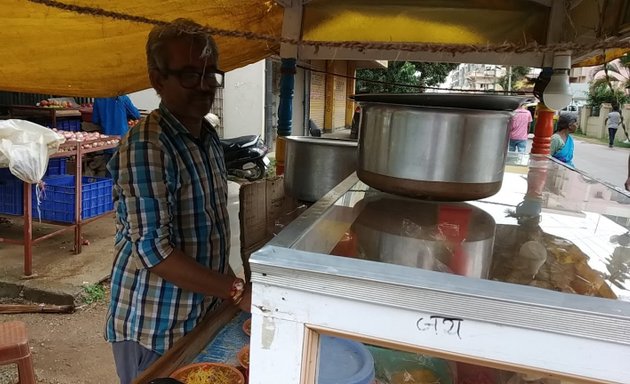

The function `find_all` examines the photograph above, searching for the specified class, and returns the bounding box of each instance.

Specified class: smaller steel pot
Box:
[284,136,357,202]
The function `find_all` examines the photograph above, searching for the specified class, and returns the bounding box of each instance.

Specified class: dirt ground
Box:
[0,295,116,384]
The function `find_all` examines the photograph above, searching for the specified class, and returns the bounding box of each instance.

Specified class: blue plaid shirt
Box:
[104,104,230,354]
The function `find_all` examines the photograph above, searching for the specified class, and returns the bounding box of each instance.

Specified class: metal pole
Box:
[276,58,297,175]
[23,181,32,276]
[264,59,274,146]
[507,66,512,92]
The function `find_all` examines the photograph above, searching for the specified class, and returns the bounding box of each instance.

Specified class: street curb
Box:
[0,274,110,306]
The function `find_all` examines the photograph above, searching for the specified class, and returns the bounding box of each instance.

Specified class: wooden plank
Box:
[0,304,74,314]
[134,302,240,384]
[239,179,268,250]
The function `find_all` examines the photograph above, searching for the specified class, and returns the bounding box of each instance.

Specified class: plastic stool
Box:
[0,321,36,384]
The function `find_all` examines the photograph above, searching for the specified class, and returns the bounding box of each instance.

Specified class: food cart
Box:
[248,155,630,383]
[3,1,630,383]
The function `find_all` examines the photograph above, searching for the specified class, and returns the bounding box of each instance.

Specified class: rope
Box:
[25,0,630,54]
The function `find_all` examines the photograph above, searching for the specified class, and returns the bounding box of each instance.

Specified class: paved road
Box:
[526,137,629,189]
[572,139,629,188]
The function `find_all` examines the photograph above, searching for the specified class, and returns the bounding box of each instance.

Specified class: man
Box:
[508,101,532,153]
[104,19,251,383]
[605,104,624,148]
[92,95,141,137]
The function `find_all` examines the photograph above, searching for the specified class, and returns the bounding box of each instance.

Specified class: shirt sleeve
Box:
[123,96,141,120]
[116,139,173,269]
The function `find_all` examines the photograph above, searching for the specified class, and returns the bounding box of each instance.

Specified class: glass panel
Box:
[315,335,579,384]
[292,156,630,302]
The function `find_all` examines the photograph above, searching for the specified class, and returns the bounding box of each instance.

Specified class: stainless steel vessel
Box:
[351,195,496,278]
[354,94,522,200]
[284,136,357,202]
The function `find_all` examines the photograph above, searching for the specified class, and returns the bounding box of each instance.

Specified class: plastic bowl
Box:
[237,345,250,369]
[242,318,251,336]
[169,362,245,384]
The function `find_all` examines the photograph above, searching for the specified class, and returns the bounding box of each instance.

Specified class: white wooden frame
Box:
[247,174,630,384]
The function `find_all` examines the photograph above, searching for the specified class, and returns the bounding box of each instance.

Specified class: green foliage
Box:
[82,283,106,304]
[498,66,531,91]
[587,81,630,107]
[356,62,457,93]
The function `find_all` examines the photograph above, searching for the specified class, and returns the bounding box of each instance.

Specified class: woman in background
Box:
[550,113,579,168]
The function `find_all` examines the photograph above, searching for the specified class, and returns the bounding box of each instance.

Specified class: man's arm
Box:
[625,153,630,191]
[92,99,101,125]
[123,95,141,120]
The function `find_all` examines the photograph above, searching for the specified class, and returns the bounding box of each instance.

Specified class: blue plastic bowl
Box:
[318,335,375,384]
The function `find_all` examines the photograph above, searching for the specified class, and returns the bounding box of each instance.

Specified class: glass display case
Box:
[248,155,630,384]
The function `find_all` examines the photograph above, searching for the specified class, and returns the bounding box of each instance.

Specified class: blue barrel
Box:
[318,336,375,384]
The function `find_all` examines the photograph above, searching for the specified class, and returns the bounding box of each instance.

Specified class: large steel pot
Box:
[353,94,524,201]
[284,136,357,202]
[351,195,496,278]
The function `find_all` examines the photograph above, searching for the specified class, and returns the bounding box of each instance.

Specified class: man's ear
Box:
[149,69,164,94]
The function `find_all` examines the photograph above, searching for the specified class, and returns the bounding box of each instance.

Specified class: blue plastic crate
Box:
[36,175,113,223]
[0,169,23,215]
[56,118,81,132]
[44,158,67,176]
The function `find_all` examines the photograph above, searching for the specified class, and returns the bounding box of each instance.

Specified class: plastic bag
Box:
[0,119,64,183]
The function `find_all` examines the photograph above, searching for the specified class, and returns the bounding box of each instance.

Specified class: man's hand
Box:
[237,283,252,313]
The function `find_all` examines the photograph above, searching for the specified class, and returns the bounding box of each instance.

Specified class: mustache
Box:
[190,91,214,98]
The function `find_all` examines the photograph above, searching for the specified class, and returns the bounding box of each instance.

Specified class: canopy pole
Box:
[276,58,296,175]
[531,103,554,155]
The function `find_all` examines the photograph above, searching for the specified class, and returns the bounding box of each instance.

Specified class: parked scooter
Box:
[206,113,270,181]
[221,134,270,181]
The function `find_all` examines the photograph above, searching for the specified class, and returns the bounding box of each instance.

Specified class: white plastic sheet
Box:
[0,119,65,184]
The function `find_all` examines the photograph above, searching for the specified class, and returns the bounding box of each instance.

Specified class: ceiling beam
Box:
[298,46,546,67]
[279,1,303,58]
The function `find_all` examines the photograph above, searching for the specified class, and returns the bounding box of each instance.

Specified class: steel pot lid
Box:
[351,93,528,111]
[283,136,357,147]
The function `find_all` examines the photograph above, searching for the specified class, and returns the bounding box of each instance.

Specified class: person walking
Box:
[508,101,533,153]
[605,104,624,148]
[104,18,250,384]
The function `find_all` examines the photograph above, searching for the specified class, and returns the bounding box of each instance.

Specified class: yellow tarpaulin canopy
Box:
[1,0,629,97]
[0,0,283,97]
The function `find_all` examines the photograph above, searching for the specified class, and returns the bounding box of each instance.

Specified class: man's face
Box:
[150,39,218,120]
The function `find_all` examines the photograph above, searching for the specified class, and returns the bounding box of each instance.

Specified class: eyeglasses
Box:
[162,68,225,89]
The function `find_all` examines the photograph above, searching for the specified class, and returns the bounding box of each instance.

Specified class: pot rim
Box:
[284,136,357,147]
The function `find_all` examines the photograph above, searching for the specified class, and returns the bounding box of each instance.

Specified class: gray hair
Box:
[557,113,578,130]
[146,18,219,72]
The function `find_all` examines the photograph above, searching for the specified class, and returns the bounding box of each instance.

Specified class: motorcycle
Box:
[221,134,270,181]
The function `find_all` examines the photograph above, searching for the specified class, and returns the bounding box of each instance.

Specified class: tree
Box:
[587,56,630,107]
[587,81,630,107]
[356,62,457,93]
[498,66,531,91]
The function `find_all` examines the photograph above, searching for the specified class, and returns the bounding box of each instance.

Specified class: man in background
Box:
[508,101,533,153]
[605,104,624,148]
[92,95,141,137]
[88,96,141,176]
